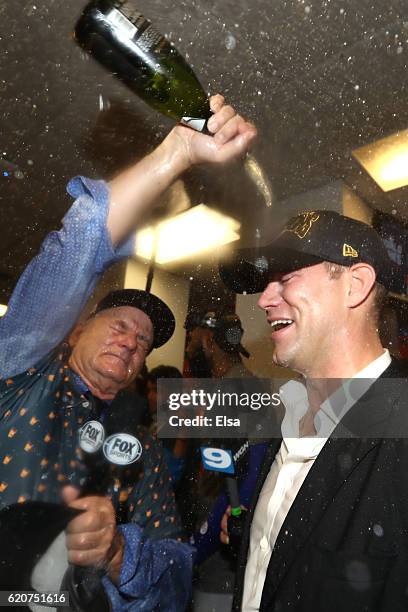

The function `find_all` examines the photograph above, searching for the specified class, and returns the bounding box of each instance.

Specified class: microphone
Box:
[59,413,144,612]
[200,439,250,557]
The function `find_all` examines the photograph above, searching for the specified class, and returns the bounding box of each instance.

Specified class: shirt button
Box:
[260,536,269,550]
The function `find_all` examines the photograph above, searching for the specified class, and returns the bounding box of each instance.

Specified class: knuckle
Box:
[79,534,88,548]
[69,550,82,565]
[222,105,235,116]
[101,544,111,558]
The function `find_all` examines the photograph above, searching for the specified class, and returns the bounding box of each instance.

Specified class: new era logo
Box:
[343,244,358,257]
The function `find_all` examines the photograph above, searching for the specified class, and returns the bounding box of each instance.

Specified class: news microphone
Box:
[59,414,144,612]
[200,439,250,556]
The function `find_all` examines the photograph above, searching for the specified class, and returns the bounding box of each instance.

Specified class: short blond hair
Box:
[324,261,387,321]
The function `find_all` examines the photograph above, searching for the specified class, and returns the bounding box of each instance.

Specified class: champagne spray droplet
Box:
[244,155,273,208]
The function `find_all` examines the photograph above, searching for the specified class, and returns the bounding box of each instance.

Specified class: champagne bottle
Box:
[75,0,211,131]
[75,0,273,206]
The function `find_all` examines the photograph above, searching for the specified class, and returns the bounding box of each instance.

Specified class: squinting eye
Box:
[138,337,151,352]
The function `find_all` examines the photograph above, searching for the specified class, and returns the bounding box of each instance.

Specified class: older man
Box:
[220,210,407,611]
[0,94,256,610]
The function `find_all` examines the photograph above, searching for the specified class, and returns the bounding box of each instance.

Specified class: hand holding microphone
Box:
[61,486,124,583]
[200,439,249,558]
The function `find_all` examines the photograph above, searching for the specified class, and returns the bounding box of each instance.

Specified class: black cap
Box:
[95,289,175,349]
[184,310,250,358]
[220,210,401,294]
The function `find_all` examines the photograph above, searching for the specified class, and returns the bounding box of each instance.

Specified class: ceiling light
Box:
[353,128,408,192]
[135,205,240,264]
[0,304,7,317]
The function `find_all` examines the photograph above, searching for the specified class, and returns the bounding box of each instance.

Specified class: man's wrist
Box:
[158,129,195,175]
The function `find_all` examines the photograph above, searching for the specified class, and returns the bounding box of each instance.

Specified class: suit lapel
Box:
[259,435,381,607]
[260,365,404,608]
[233,438,282,611]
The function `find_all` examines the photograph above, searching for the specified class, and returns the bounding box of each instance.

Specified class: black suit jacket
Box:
[233,360,408,612]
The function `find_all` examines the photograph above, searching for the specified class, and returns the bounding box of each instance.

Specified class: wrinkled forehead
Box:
[96,305,154,336]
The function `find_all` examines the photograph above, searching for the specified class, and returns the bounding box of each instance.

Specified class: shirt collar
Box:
[280,349,391,444]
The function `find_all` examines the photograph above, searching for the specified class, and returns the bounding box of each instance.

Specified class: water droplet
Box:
[373,524,384,537]
[225,33,236,51]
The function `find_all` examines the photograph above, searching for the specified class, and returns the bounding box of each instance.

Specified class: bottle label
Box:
[136,24,164,53]
[106,7,137,39]
[107,2,165,52]
[180,117,207,132]
[118,1,145,27]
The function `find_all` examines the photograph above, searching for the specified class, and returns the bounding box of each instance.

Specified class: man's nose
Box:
[257,281,282,310]
[118,332,138,352]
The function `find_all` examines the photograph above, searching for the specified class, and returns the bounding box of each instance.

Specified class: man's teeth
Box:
[270,319,294,332]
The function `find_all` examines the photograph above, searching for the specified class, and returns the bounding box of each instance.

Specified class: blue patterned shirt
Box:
[0,177,193,610]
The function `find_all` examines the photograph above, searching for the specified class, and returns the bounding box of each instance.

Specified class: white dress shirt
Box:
[241,350,392,611]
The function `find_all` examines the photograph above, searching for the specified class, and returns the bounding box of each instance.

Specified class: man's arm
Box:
[0,95,256,377]
[107,94,256,245]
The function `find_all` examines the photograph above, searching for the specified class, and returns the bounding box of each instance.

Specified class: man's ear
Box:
[346,263,377,308]
[68,323,85,348]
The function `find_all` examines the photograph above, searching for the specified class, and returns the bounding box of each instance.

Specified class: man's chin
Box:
[273,350,295,370]
[95,364,131,392]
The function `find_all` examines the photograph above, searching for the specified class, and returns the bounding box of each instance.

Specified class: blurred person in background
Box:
[146,365,188,484]
[180,310,268,612]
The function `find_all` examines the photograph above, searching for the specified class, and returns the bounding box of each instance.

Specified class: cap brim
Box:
[219,246,324,294]
[96,289,175,349]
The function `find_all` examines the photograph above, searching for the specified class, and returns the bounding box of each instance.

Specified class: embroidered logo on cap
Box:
[103,433,143,465]
[343,244,358,257]
[283,211,320,239]
[79,420,105,454]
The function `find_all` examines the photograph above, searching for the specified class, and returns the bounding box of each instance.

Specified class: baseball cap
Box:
[95,289,175,349]
[219,210,401,294]
[184,310,250,358]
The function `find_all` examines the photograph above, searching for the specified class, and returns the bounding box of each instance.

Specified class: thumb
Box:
[61,485,81,505]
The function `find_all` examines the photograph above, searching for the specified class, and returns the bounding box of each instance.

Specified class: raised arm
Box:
[0,95,256,378]
[107,94,257,245]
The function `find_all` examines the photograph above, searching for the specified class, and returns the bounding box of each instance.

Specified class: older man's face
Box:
[257,262,349,376]
[69,306,153,400]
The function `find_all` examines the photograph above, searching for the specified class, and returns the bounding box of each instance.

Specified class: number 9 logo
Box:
[200,447,234,473]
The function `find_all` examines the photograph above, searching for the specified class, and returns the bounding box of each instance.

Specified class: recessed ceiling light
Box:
[135,205,240,264]
[353,128,408,192]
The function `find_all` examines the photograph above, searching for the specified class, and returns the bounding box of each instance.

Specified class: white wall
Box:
[342,184,373,224]
[124,258,189,371]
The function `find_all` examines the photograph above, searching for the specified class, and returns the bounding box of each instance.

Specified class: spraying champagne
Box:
[74,0,272,206]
